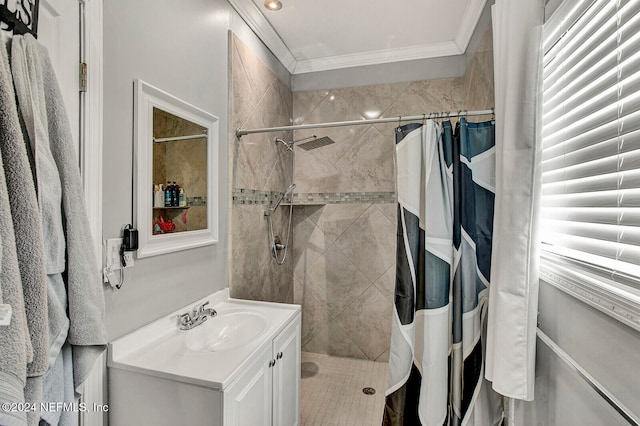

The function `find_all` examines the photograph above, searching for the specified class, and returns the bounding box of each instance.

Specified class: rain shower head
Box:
[296,136,335,151]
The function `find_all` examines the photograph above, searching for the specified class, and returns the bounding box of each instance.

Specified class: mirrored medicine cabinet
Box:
[134,79,219,258]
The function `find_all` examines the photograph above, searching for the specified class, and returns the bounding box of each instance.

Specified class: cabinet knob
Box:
[269,359,276,368]
[276,352,283,360]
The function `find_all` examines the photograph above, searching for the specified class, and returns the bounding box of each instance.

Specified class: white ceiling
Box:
[229,0,487,74]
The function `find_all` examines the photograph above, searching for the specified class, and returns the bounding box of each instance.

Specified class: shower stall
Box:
[230,24,494,424]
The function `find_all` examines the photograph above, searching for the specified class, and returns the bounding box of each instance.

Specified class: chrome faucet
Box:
[178,301,217,330]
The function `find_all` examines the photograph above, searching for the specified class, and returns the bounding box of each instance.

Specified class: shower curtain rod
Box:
[236,108,494,137]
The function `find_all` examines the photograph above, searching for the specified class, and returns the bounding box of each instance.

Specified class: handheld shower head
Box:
[283,183,296,197]
[265,183,296,216]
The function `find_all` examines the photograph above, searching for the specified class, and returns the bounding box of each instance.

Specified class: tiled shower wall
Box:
[292,27,495,361]
[229,33,294,302]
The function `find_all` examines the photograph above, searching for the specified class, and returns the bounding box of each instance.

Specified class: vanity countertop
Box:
[107,289,300,390]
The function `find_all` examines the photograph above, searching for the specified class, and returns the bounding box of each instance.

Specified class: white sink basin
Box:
[108,289,300,390]
[184,311,269,353]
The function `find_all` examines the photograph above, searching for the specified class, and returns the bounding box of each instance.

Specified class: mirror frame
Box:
[134,79,219,258]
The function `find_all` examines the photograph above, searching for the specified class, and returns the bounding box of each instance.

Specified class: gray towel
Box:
[0,147,30,426]
[40,344,75,426]
[0,35,49,380]
[0,34,32,426]
[11,34,106,397]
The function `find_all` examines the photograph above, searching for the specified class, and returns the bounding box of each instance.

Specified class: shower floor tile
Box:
[300,352,388,426]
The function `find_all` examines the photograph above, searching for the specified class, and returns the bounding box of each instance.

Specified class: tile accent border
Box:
[232,188,284,205]
[292,191,396,205]
[187,196,207,206]
[232,188,396,205]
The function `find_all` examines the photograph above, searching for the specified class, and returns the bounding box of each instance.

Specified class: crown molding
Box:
[227,0,297,72]
[455,0,488,52]
[292,41,462,74]
[230,0,486,75]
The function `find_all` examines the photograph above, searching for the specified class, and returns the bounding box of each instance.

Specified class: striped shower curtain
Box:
[384,118,503,426]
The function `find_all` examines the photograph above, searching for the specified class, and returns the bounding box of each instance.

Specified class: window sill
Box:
[540,252,640,333]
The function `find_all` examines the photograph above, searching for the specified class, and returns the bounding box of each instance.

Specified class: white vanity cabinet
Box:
[224,316,301,426]
[108,290,301,426]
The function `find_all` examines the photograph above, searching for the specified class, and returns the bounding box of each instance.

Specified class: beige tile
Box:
[374,78,465,136]
[302,322,368,359]
[372,265,395,303]
[230,201,294,304]
[375,203,397,224]
[273,77,293,122]
[335,82,411,120]
[375,349,390,363]
[334,126,396,192]
[293,89,330,125]
[294,92,370,164]
[260,207,294,302]
[334,205,396,283]
[336,285,393,360]
[234,114,275,190]
[231,204,256,259]
[464,57,492,112]
[293,204,324,225]
[292,213,330,281]
[312,203,370,244]
[230,206,265,300]
[233,35,275,102]
[230,43,258,131]
[295,278,332,345]
[294,147,342,193]
[264,131,295,193]
[300,352,387,426]
[257,79,292,131]
[304,245,372,318]
[476,26,493,54]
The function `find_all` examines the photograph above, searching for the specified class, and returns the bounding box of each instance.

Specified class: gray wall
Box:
[515,281,640,424]
[102,0,287,340]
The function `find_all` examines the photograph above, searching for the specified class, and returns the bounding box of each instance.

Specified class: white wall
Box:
[516,281,640,424]
[102,0,288,340]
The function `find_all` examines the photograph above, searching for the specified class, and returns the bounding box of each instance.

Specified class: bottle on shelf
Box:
[153,184,161,208]
[165,181,172,207]
[158,184,165,208]
[179,188,186,207]
[172,181,180,207]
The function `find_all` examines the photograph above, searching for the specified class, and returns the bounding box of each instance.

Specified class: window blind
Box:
[541,0,640,289]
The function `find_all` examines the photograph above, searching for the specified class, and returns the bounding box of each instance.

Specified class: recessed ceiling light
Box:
[264,0,282,11]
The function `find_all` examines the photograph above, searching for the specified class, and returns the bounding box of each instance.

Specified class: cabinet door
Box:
[272,314,301,426]
[224,344,273,426]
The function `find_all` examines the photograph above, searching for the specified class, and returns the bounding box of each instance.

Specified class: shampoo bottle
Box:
[179,188,186,207]
[172,181,179,206]
[165,181,172,207]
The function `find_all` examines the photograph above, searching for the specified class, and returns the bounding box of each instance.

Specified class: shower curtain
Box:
[384,118,502,426]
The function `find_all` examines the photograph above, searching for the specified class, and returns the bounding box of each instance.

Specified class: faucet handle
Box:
[194,301,210,315]
[178,312,193,328]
